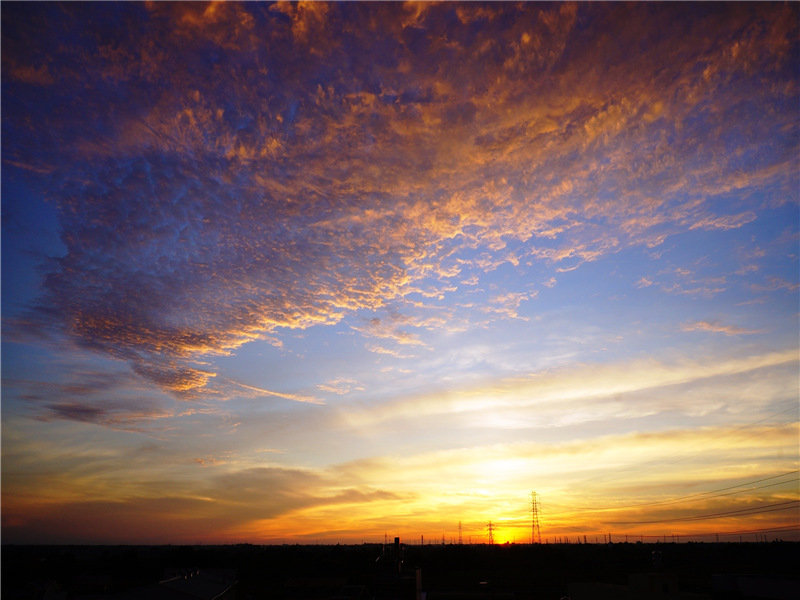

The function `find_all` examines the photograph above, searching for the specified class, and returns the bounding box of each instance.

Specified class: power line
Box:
[716,525,800,537]
[635,524,800,539]
[572,405,798,488]
[629,471,800,509]
[546,470,799,514]
[534,407,798,536]
[607,500,800,525]
[668,477,799,504]
[537,522,800,541]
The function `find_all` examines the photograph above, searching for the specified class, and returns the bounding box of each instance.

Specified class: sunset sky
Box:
[2,1,798,545]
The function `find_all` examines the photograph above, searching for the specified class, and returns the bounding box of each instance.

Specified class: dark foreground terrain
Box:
[3,541,798,600]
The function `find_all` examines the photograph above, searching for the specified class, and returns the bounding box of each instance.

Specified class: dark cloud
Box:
[0,462,407,544]
[2,2,797,399]
[42,398,172,428]
[3,371,175,429]
[37,399,173,430]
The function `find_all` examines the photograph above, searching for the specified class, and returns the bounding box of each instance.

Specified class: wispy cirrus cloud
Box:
[364,344,415,360]
[749,276,800,294]
[221,377,323,405]
[343,349,799,430]
[317,377,363,396]
[193,457,226,468]
[680,320,761,336]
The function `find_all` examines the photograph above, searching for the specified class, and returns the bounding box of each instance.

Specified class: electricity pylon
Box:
[487,521,495,545]
[458,521,463,545]
[531,491,541,544]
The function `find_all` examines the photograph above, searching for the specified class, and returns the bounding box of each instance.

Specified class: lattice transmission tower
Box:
[487,521,495,545]
[458,521,463,545]
[531,491,542,544]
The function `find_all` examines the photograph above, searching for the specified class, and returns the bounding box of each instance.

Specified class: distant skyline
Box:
[2,1,798,545]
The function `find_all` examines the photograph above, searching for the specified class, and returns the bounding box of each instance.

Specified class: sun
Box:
[493,535,515,545]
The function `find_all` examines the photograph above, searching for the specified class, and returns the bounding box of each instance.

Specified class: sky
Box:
[1,1,798,546]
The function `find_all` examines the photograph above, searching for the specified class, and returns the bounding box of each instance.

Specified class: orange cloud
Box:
[4,1,797,406]
[690,212,758,231]
[681,320,761,336]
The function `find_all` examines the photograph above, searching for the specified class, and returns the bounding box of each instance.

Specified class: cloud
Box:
[193,457,226,467]
[482,292,533,320]
[3,387,796,544]
[364,344,415,359]
[2,371,177,431]
[354,316,427,346]
[344,349,799,429]
[690,212,758,231]
[313,422,799,540]
[131,362,216,395]
[749,276,800,293]
[3,2,797,406]
[3,61,54,86]
[35,401,179,431]
[0,457,408,544]
[681,320,761,336]
[222,377,323,404]
[317,377,363,396]
[335,424,799,493]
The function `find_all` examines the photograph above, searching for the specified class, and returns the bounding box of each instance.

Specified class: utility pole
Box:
[531,491,541,544]
[487,521,495,545]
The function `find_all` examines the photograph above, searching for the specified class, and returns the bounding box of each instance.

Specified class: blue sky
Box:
[2,1,798,544]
